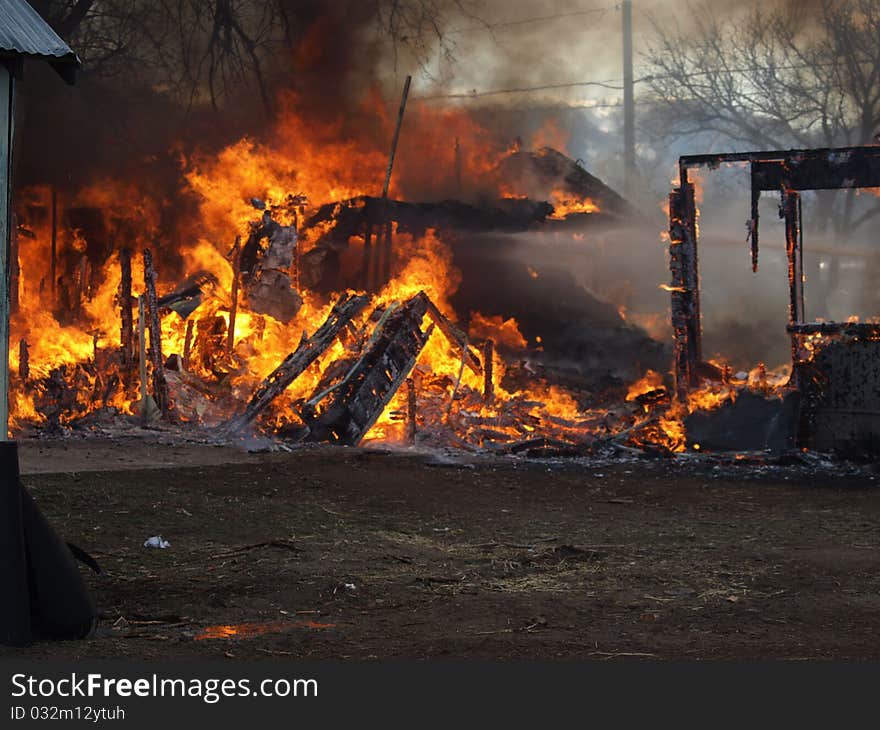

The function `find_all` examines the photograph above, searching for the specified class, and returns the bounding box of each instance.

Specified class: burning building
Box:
[12,80,880,462]
[8,0,878,464]
[9,77,674,457]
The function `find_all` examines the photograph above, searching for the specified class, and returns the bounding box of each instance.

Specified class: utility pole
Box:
[622,0,636,198]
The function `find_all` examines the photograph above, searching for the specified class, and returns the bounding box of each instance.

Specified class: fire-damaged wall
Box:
[663,146,880,459]
[798,336,880,458]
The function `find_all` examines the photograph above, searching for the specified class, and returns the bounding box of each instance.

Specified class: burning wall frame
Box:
[668,145,880,454]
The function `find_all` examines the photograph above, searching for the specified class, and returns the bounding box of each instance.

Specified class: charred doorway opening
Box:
[667,145,880,457]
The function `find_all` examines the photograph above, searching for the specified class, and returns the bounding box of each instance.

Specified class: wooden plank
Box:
[302,291,433,446]
[143,249,169,414]
[227,235,241,354]
[221,292,369,434]
[119,248,133,368]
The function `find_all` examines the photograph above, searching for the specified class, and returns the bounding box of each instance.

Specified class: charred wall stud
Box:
[143,249,169,415]
[483,339,494,404]
[667,178,701,401]
[781,189,805,373]
[119,248,133,369]
[227,235,241,355]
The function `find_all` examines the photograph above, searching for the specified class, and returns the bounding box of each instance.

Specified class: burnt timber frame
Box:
[668,145,880,399]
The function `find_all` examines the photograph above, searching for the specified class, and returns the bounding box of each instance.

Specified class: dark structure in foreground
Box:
[668,145,880,456]
[0,0,96,647]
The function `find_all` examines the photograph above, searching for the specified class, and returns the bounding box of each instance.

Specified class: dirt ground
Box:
[4,436,880,660]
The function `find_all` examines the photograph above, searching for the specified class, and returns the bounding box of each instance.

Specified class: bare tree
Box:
[32,0,477,116]
[643,0,880,309]
[370,0,480,77]
[645,1,880,144]
[30,0,98,37]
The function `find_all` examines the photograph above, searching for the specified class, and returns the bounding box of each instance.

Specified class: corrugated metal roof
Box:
[0,0,79,66]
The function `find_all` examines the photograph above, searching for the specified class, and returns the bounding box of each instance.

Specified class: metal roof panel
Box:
[0,0,79,66]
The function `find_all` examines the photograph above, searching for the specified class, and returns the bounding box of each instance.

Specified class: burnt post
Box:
[381,75,412,200]
[18,339,28,380]
[119,248,133,368]
[143,249,168,414]
[668,175,702,401]
[406,376,417,444]
[182,319,194,372]
[483,339,494,404]
[137,294,158,422]
[782,189,805,372]
[291,211,301,292]
[227,235,241,355]
[378,75,412,289]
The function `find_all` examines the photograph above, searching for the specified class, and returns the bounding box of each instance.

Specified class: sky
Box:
[392,0,816,114]
[399,0,767,108]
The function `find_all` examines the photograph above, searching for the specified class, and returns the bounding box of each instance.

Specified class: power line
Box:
[446,6,615,36]
[634,60,841,85]
[416,79,625,102]
[414,58,844,105]
[513,101,624,112]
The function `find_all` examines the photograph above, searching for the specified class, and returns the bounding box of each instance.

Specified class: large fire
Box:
[9,98,614,450]
[9,93,798,456]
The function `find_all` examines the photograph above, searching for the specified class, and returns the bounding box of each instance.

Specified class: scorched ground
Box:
[3,438,879,660]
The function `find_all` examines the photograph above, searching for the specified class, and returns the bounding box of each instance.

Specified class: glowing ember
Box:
[195,620,335,641]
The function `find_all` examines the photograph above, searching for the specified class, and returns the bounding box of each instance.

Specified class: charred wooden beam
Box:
[781,190,805,373]
[682,146,880,254]
[221,292,370,434]
[119,248,134,368]
[406,376,417,444]
[182,319,194,372]
[304,196,555,261]
[750,149,880,192]
[137,295,159,422]
[143,249,169,415]
[668,180,701,400]
[227,236,241,355]
[381,75,412,200]
[18,339,28,380]
[302,291,434,446]
[787,322,880,337]
[423,298,482,376]
[681,146,880,189]
[292,212,301,292]
[483,339,494,404]
[749,184,760,273]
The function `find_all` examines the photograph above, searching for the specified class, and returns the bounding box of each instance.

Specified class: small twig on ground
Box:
[210,539,299,559]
